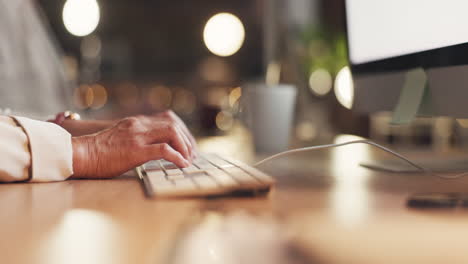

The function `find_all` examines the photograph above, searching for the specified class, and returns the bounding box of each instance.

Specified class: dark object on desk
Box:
[407,193,461,209]
[458,193,468,208]
[407,193,458,208]
[361,158,468,173]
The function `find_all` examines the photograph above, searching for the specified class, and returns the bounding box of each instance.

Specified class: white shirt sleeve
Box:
[0,116,73,182]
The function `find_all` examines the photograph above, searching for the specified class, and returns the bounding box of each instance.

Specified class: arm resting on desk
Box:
[0,116,73,182]
[0,111,196,182]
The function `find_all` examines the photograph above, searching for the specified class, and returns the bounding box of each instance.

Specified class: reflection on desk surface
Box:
[2,133,468,264]
[169,211,308,264]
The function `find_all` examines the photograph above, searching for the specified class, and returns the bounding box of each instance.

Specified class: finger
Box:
[161,111,198,149]
[168,126,191,161]
[180,123,198,151]
[145,143,190,168]
[176,125,193,162]
[145,123,190,161]
[178,121,198,150]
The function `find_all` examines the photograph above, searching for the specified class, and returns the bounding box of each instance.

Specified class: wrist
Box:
[63,119,115,136]
[71,136,95,178]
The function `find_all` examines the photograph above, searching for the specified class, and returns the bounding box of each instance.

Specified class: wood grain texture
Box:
[1,140,468,264]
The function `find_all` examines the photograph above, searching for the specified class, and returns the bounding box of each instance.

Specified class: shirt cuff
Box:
[12,116,73,182]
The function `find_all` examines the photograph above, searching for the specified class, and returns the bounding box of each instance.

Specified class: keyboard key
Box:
[193,158,216,169]
[206,169,238,188]
[239,166,275,184]
[182,164,203,175]
[165,168,183,176]
[224,167,261,186]
[218,156,245,168]
[167,174,185,180]
[173,178,197,192]
[192,175,219,189]
[146,170,166,182]
[221,157,275,184]
[151,180,174,195]
[203,154,235,168]
[144,160,162,170]
[160,160,178,170]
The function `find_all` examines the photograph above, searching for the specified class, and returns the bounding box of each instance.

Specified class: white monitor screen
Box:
[346,0,468,64]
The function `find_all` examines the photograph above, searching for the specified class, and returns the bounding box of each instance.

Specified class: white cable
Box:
[254,139,468,180]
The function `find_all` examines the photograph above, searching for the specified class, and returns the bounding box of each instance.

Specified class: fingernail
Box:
[184,159,190,167]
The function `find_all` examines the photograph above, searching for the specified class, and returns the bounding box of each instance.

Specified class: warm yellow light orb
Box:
[203,13,245,57]
[309,68,333,96]
[63,0,100,37]
[334,66,354,109]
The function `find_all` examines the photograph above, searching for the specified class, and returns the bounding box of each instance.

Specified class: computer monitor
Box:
[345,0,468,118]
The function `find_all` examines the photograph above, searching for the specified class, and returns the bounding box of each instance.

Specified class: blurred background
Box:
[35,0,467,151]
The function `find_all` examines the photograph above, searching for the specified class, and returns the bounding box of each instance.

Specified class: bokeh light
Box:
[173,88,197,114]
[266,62,281,85]
[296,121,317,141]
[147,85,172,110]
[331,134,370,227]
[334,66,354,109]
[203,13,245,57]
[457,119,468,128]
[199,57,234,82]
[73,85,93,109]
[215,111,234,131]
[62,56,79,82]
[228,87,242,107]
[309,68,332,96]
[81,35,102,59]
[204,87,229,108]
[63,0,100,37]
[73,84,107,109]
[115,82,139,108]
[90,84,107,109]
[39,209,120,264]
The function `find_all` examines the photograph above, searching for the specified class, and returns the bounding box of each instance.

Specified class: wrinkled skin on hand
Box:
[71,111,196,179]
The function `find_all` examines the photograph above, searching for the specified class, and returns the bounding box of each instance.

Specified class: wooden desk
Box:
[2,134,468,264]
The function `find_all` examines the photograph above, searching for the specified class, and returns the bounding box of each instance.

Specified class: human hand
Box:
[61,119,114,136]
[147,110,198,153]
[71,113,195,179]
[62,111,197,152]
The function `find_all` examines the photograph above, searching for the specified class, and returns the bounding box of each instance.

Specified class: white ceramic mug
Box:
[242,83,297,153]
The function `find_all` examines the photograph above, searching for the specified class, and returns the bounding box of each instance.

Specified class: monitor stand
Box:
[360,158,468,173]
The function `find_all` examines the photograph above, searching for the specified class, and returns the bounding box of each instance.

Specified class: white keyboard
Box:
[135,154,275,198]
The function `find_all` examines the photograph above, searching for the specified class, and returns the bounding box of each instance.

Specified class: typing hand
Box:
[70,113,194,179]
[149,110,198,152]
[62,110,197,149]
